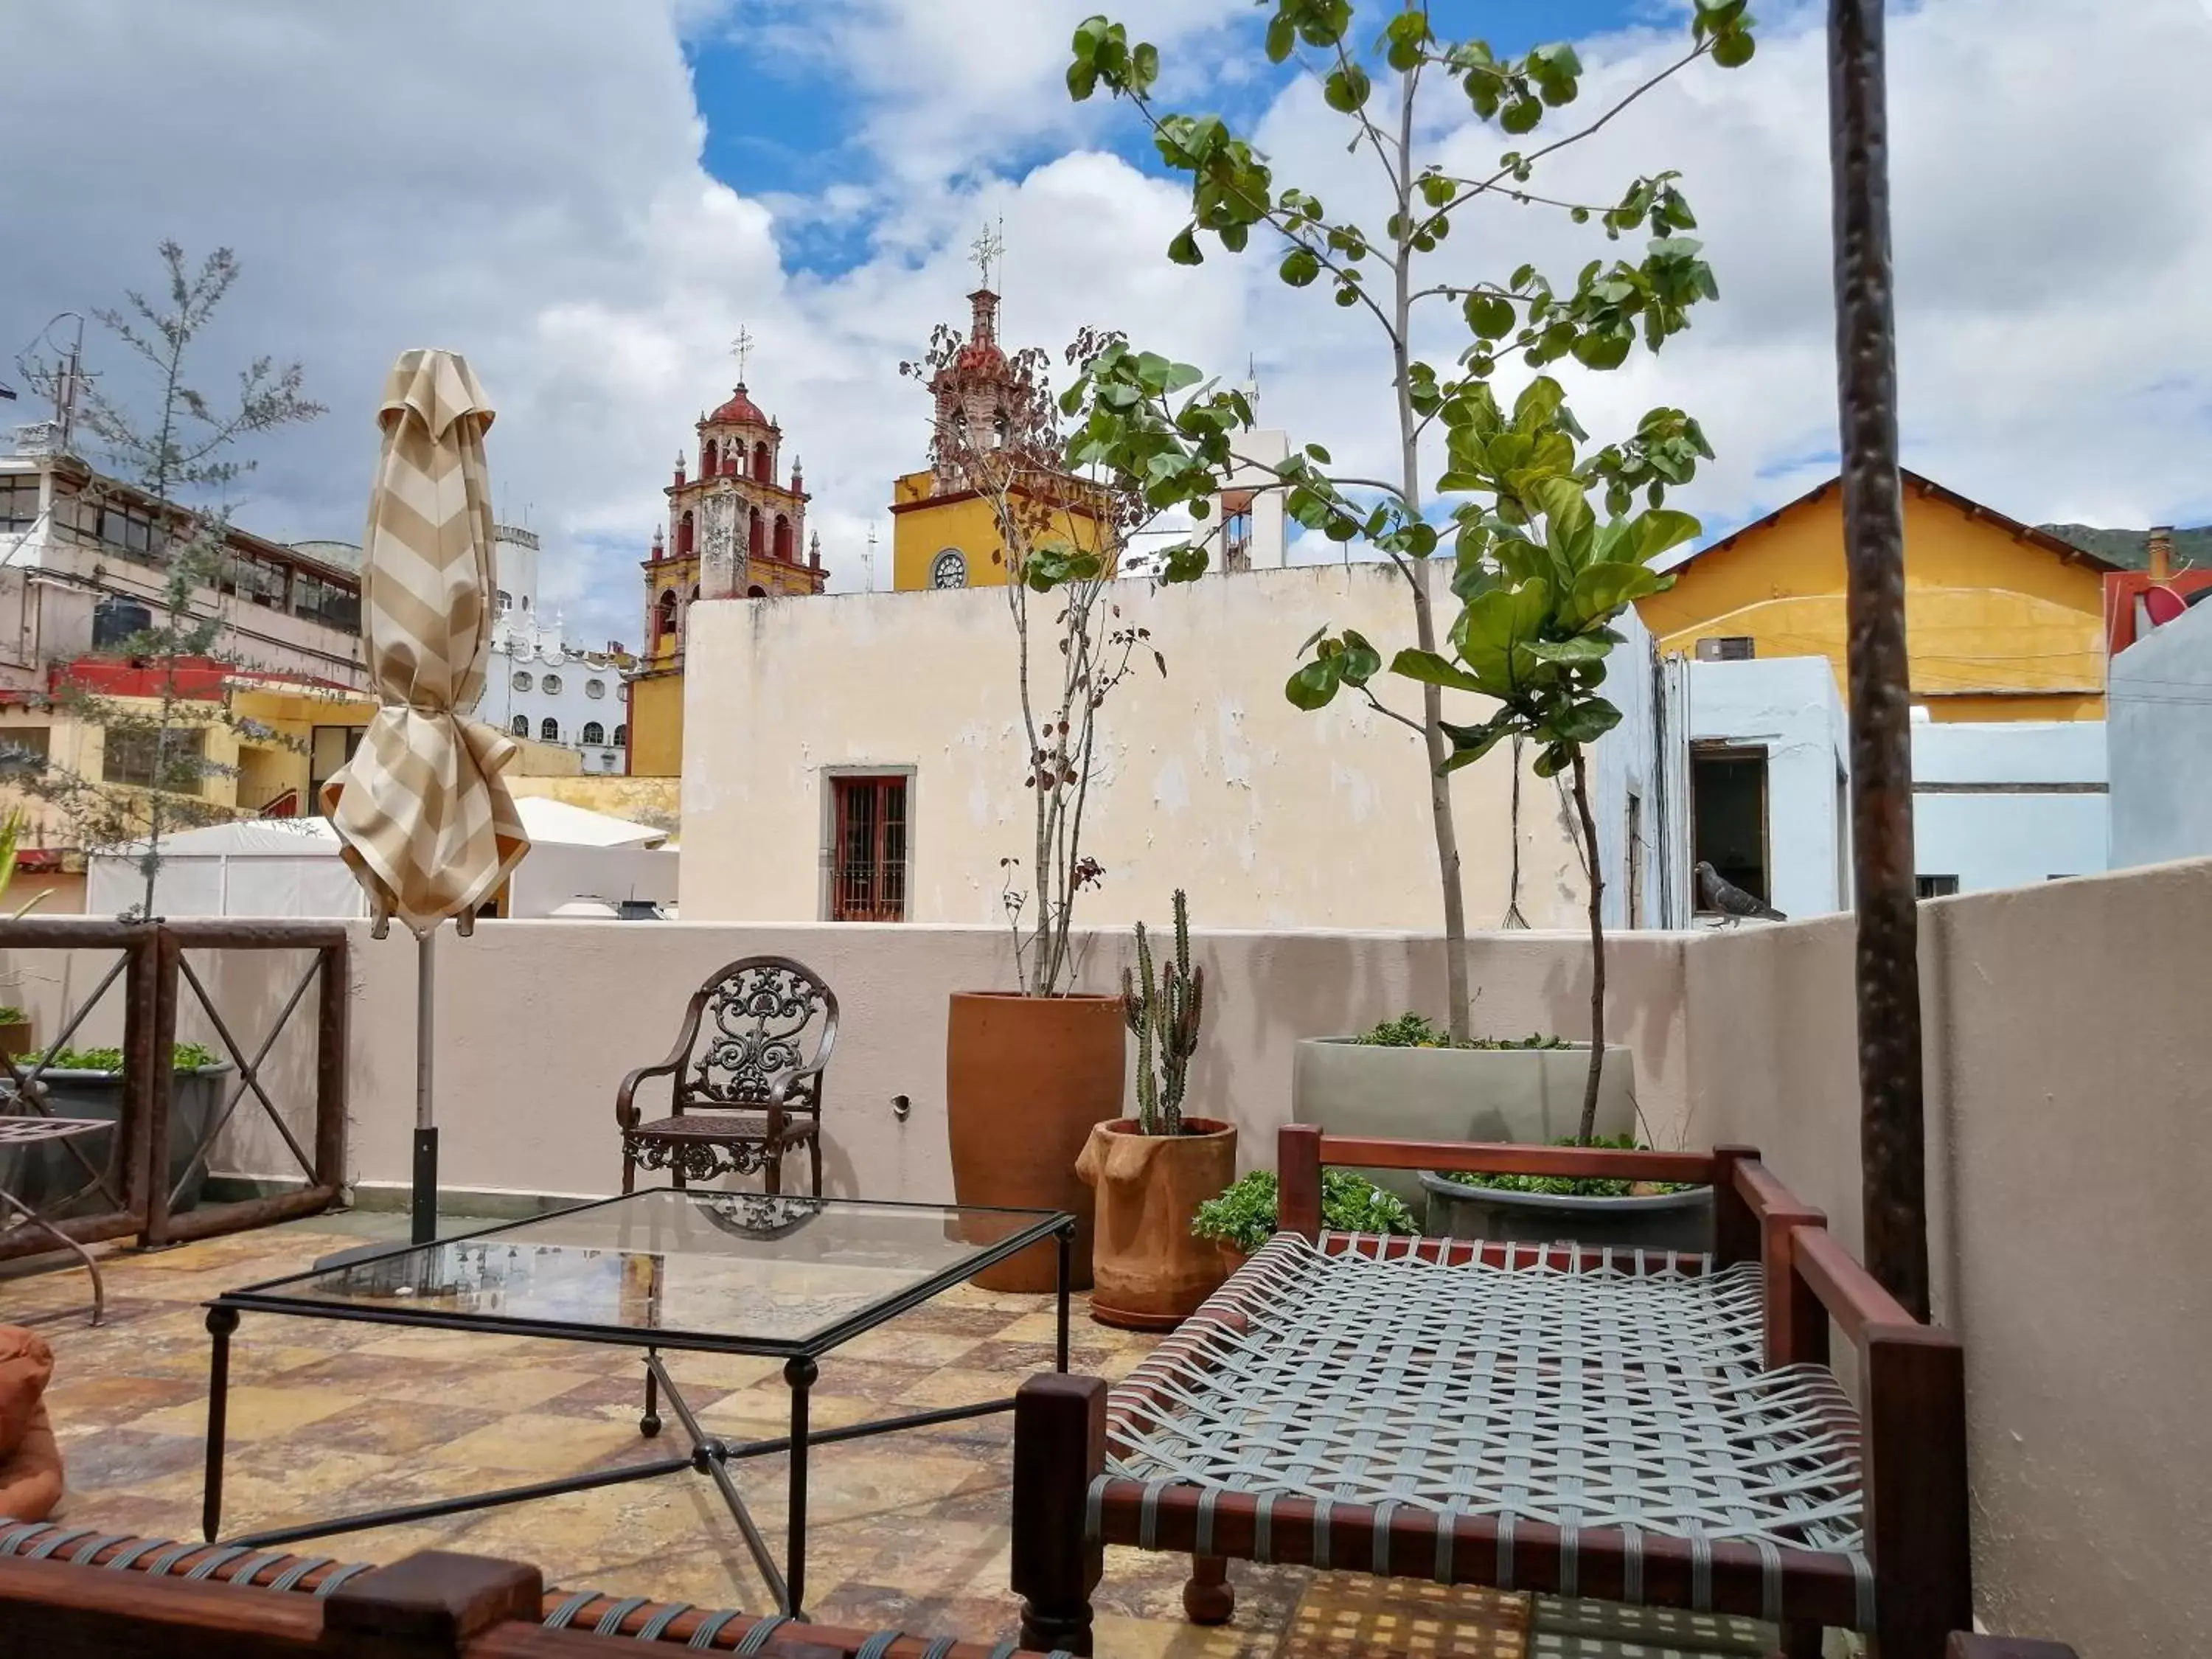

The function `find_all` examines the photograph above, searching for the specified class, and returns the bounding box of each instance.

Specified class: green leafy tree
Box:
[14,243,323,917]
[1063,1,1753,1132]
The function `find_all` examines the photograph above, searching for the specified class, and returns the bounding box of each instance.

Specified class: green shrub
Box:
[1352,1013,1568,1051]
[1439,1133,1689,1199]
[0,1006,25,1025]
[44,1042,220,1073]
[1192,1168,1418,1253]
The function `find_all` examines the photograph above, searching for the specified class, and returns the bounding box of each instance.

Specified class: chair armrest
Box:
[765,1053,832,1110]
[616,1043,689,1130]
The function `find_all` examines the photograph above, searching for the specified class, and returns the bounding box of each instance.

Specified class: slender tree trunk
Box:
[1570,749,1604,1142]
[1389,58,1472,1043]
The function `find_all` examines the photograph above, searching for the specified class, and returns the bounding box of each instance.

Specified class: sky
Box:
[3,0,2210,653]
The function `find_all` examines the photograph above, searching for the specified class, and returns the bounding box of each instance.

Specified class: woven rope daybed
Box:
[1010,1128,1970,1659]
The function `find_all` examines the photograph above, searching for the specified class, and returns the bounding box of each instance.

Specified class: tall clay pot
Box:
[1078,1118,1239,1331]
[947,992,1125,1293]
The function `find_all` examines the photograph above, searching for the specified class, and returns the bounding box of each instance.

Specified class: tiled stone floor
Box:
[1,1214,1515,1656]
[5,1216,1778,1656]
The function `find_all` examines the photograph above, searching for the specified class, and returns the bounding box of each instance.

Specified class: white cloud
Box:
[4,0,2207,663]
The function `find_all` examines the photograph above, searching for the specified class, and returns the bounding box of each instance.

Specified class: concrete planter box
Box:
[1419,1170,1713,1253]
[1291,1038,1636,1207]
[2,1063,234,1219]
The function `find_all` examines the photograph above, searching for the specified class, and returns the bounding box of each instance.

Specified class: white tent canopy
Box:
[87,800,671,919]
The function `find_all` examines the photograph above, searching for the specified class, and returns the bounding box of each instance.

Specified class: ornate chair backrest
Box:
[675,956,838,1116]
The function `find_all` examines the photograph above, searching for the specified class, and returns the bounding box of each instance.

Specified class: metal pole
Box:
[1829,0,1930,1321]
[411,924,439,1245]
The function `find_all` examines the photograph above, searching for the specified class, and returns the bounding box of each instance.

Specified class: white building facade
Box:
[479,525,628,773]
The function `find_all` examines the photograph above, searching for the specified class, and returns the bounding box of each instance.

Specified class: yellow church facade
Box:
[889,469,1115,592]
[1637,470,2124,722]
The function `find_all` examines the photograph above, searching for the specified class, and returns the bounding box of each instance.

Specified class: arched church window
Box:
[581,721,605,746]
[677,510,695,558]
[654,588,679,644]
[509,715,527,738]
[496,589,512,612]
[992,409,1009,448]
[702,439,718,478]
[613,725,627,746]
[749,508,765,560]
[752,440,771,482]
[773,515,792,562]
[747,585,767,598]
[540,718,560,742]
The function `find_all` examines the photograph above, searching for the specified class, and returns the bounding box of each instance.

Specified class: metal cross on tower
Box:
[970,221,1004,291]
[730,326,755,383]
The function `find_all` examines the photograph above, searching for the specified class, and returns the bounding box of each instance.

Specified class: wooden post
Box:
[141,925,184,1248]
[1863,1324,1972,1659]
[1829,0,1932,1323]
[321,1551,542,1654]
[315,937,349,1193]
[1278,1123,1324,1241]
[1011,1373,1105,1657]
[1709,1144,1760,1267]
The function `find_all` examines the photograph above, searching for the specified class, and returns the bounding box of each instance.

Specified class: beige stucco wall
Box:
[676,564,1589,931]
[1683,860,2212,1659]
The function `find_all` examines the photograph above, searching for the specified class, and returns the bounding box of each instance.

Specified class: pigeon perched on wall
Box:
[1697,860,1787,922]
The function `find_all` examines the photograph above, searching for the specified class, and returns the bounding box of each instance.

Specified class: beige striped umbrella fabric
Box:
[321,349,528,938]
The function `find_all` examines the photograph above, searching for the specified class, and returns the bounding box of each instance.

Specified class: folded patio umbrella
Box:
[321,348,529,1244]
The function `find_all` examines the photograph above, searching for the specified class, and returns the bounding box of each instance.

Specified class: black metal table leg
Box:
[1056,1222,1072,1373]
[641,1346,661,1437]
[785,1354,816,1618]
[203,1304,237,1541]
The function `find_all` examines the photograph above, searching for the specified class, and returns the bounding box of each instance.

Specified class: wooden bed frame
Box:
[1011,1125,1974,1659]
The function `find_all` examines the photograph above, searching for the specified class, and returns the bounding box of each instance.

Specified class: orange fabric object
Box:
[0,1399,62,1521]
[0,1326,60,1520]
[0,1325,55,1457]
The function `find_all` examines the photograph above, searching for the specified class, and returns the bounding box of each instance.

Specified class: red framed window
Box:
[831,775,908,922]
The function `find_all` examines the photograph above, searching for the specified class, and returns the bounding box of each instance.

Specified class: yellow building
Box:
[0,663,379,904]
[890,286,1116,592]
[628,380,830,777]
[1638,470,2126,722]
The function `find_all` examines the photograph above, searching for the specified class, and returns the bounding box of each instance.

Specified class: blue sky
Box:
[691,1,1671,280]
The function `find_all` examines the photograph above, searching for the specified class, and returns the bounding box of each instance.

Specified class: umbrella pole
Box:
[412,924,439,1245]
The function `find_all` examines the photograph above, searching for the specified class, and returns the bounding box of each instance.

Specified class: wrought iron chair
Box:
[616,956,838,1197]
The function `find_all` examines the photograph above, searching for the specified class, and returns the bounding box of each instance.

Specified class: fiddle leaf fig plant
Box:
[1065,1,1749,1074]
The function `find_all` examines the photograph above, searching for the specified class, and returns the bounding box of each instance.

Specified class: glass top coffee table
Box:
[201,1189,1072,1615]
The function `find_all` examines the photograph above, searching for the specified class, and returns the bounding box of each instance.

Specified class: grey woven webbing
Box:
[546,1589,602,1630]
[596,1595,653,1635]
[733,1613,794,1654]
[1105,1234,1865,1565]
[686,1608,746,1649]
[636,1601,694,1640]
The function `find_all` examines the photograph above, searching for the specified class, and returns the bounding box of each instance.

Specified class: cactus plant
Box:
[1122,888,1203,1135]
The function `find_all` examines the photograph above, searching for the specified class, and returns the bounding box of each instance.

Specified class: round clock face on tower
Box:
[931,549,968,589]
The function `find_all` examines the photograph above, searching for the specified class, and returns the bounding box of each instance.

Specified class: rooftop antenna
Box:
[864,524,877,592]
[730,324,755,384]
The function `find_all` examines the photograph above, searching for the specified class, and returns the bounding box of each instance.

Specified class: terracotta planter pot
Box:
[1077,1118,1239,1331]
[946,991,1125,1293]
[0,1022,32,1065]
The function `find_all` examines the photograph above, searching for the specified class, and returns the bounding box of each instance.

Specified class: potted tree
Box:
[904,316,1166,1293]
[1063,4,1749,1176]
[1077,891,1237,1329]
